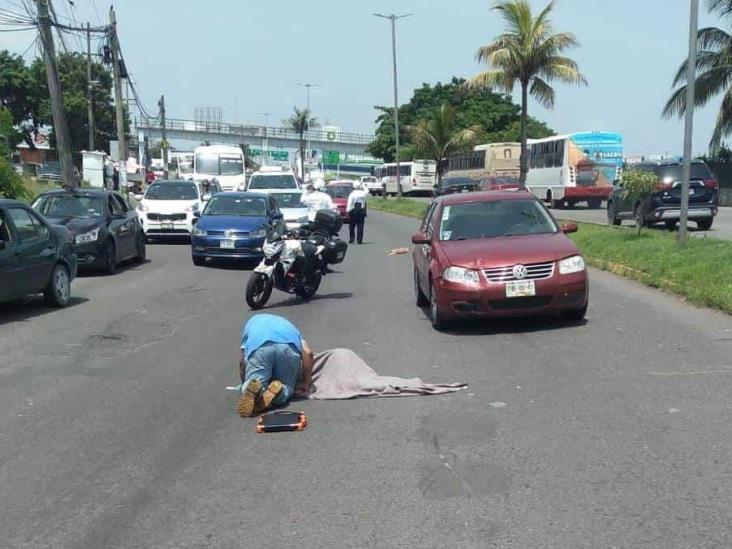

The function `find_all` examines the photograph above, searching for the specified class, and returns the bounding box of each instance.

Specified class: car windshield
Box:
[439,199,557,241]
[644,163,713,181]
[203,195,267,216]
[442,178,474,187]
[145,183,198,200]
[33,195,105,218]
[325,185,353,199]
[220,156,244,175]
[248,174,297,189]
[272,192,304,208]
[362,177,376,183]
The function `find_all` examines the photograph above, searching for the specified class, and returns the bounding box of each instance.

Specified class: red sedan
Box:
[325,181,354,222]
[412,190,588,329]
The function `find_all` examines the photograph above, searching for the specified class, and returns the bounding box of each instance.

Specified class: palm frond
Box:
[468,70,515,92]
[710,0,732,18]
[530,77,555,108]
[697,26,732,50]
[539,58,588,86]
[672,50,729,85]
[710,85,732,150]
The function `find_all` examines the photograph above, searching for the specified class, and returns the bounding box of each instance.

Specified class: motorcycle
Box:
[245,210,347,310]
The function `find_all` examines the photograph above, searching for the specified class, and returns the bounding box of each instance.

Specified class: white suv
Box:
[247,167,299,192]
[137,180,206,240]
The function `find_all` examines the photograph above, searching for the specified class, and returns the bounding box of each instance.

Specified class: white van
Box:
[247,166,300,192]
[193,145,246,192]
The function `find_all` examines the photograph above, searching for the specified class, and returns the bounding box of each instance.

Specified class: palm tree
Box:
[663,1,732,150]
[409,103,481,187]
[285,107,317,182]
[470,0,587,186]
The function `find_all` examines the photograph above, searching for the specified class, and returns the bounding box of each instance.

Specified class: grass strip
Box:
[369,196,732,314]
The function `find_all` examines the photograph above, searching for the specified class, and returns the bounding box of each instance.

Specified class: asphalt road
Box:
[2,212,732,548]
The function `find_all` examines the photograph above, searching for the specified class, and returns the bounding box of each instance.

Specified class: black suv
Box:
[433,176,482,197]
[607,160,719,230]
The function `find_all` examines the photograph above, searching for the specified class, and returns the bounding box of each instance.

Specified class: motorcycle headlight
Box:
[75,227,101,244]
[263,242,278,256]
[442,266,480,285]
[192,226,207,237]
[558,255,586,275]
[249,228,267,238]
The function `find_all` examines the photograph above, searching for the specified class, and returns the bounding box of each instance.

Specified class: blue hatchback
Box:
[190,192,286,265]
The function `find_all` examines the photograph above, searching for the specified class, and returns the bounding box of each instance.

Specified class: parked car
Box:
[360,175,381,195]
[32,188,145,274]
[268,189,308,230]
[325,181,354,221]
[412,190,588,329]
[483,175,521,191]
[246,167,299,192]
[37,161,80,183]
[607,159,719,230]
[190,192,286,266]
[433,176,482,197]
[137,180,207,240]
[0,199,77,306]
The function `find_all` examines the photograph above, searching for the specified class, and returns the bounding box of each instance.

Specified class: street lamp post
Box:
[374,12,412,200]
[679,0,699,246]
[296,82,318,180]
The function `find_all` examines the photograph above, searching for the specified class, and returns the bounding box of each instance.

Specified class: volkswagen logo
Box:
[512,264,527,280]
[225,229,234,238]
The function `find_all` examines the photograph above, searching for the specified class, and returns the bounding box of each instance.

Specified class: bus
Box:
[193,145,246,192]
[373,159,437,196]
[446,142,520,188]
[526,131,623,208]
[170,152,194,180]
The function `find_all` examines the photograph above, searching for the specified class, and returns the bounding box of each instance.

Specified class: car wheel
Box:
[697,217,714,230]
[102,240,116,275]
[607,201,621,226]
[414,268,429,307]
[43,263,71,307]
[561,303,587,322]
[634,204,646,231]
[135,235,146,263]
[664,220,677,231]
[429,281,446,330]
[192,255,205,266]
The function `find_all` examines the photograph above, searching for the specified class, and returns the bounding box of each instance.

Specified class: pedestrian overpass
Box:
[135,116,374,156]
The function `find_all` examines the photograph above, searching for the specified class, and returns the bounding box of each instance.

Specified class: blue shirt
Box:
[241,314,303,359]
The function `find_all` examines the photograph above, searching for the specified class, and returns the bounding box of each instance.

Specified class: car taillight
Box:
[704,178,719,189]
[656,181,673,191]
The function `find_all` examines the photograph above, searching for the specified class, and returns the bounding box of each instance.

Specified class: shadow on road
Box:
[262,292,354,310]
[196,259,259,271]
[77,258,151,278]
[431,312,587,336]
[0,296,89,326]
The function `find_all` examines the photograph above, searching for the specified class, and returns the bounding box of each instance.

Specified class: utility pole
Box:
[679,0,699,246]
[109,6,127,191]
[259,112,270,166]
[35,0,76,188]
[296,82,318,179]
[158,94,168,172]
[86,22,95,151]
[374,13,412,199]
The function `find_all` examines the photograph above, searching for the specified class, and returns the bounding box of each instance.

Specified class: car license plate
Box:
[220,240,236,249]
[161,223,174,230]
[506,280,535,298]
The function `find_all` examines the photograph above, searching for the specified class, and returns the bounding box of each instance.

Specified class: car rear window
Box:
[636,163,713,181]
[203,195,267,216]
[145,183,198,200]
[33,195,105,217]
[248,175,298,189]
[325,185,353,199]
[442,178,474,187]
[439,199,557,241]
[272,192,304,208]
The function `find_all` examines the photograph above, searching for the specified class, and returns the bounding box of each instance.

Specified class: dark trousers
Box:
[348,213,365,244]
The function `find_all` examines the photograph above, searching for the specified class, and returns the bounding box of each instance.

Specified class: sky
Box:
[1,0,725,156]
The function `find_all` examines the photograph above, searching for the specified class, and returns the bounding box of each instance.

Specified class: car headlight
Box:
[263,242,278,256]
[185,203,200,213]
[558,255,586,275]
[137,204,148,212]
[249,228,267,238]
[75,227,101,244]
[192,226,207,236]
[442,266,480,285]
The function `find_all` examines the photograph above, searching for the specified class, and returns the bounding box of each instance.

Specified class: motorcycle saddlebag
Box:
[324,238,348,264]
[314,209,343,235]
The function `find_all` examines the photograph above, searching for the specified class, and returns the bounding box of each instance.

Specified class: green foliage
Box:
[620,169,657,202]
[0,156,29,200]
[368,197,427,219]
[366,77,553,162]
[0,107,21,155]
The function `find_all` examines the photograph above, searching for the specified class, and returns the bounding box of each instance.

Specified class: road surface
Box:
[2,212,732,548]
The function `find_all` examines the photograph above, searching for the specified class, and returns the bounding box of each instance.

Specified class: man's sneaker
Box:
[261,380,283,409]
[238,379,262,418]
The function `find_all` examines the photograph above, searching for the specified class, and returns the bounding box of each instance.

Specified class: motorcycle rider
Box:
[301,182,335,221]
[346,180,368,245]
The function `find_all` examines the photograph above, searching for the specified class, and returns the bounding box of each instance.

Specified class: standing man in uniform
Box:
[346,180,368,245]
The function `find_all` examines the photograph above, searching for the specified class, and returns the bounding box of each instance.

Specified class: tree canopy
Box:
[366,77,553,162]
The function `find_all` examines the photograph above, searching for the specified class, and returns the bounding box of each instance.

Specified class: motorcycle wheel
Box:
[295,271,322,300]
[245,273,273,310]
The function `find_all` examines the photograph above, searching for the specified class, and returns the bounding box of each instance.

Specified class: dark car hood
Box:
[46,216,105,236]
[438,233,579,268]
[198,215,269,232]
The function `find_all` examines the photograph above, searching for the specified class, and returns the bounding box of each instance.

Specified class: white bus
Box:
[446,142,520,188]
[170,152,194,180]
[526,131,623,208]
[193,145,246,192]
[374,159,436,196]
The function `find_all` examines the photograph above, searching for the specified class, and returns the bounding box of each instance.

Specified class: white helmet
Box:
[313,178,325,190]
[353,180,363,190]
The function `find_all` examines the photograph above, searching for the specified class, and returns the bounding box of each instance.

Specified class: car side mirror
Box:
[272,211,284,220]
[561,222,578,234]
[411,232,429,245]
[193,210,201,218]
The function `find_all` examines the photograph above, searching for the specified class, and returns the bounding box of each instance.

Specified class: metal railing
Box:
[137,116,374,145]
